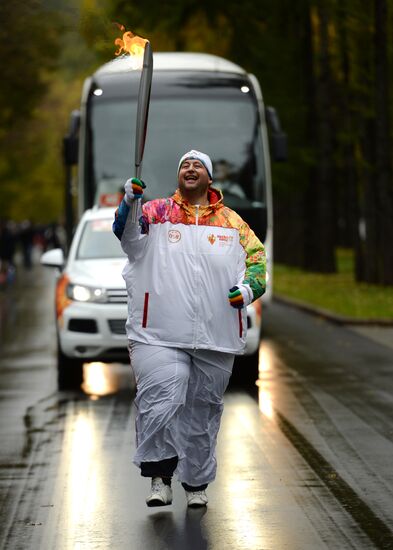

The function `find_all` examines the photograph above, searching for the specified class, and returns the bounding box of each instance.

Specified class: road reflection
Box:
[82,362,134,397]
[257,341,275,419]
[214,341,282,549]
[54,340,282,549]
[67,412,100,536]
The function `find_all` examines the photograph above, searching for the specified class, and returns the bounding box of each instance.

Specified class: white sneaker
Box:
[146,477,173,507]
[185,490,208,508]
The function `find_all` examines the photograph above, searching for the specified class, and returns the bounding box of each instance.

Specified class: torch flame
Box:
[114,23,147,57]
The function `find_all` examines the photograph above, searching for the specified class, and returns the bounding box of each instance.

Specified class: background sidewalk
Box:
[273,294,393,353]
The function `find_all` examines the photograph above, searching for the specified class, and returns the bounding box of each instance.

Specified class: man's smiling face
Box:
[178,159,212,198]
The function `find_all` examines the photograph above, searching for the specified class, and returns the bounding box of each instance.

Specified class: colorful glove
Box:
[124,177,146,205]
[228,286,245,309]
[228,285,253,309]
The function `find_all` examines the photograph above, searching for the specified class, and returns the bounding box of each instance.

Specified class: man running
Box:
[113,150,266,508]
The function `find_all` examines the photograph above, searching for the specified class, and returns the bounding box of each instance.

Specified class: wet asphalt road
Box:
[0,258,393,549]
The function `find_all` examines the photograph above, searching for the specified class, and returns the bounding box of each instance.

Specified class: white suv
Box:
[42,207,262,389]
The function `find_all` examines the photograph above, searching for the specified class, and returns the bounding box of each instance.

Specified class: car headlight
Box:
[66,283,107,303]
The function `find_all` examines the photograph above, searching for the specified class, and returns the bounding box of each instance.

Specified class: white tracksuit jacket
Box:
[113,187,266,354]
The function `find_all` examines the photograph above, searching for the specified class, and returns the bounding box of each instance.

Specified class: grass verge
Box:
[273,249,393,320]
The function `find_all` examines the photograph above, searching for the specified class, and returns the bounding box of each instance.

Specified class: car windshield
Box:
[76,218,125,259]
[89,79,265,209]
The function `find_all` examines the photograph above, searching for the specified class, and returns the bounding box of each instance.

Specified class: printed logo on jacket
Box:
[208,233,234,247]
[168,229,181,243]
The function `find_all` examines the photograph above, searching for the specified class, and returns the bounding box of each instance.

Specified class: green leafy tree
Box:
[4,0,390,283]
[0,0,105,223]
[94,0,393,284]
[0,0,61,220]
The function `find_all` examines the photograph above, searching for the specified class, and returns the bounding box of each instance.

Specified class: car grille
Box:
[69,318,98,333]
[107,289,128,304]
[108,319,127,335]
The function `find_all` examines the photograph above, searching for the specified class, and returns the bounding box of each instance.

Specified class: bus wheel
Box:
[57,347,84,390]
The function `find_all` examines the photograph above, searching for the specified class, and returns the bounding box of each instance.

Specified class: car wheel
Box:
[57,346,84,390]
[230,349,259,388]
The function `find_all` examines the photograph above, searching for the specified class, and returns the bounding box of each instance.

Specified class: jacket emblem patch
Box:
[168,229,181,243]
[208,234,216,245]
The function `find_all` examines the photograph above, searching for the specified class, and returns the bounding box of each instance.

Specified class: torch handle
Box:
[132,41,153,223]
[130,166,142,223]
[130,199,139,223]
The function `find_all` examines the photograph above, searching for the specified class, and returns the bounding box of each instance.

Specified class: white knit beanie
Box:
[178,150,213,179]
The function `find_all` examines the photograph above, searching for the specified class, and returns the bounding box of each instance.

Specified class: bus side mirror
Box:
[63,110,80,166]
[266,106,288,162]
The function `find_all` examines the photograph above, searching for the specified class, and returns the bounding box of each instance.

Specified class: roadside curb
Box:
[273,294,393,327]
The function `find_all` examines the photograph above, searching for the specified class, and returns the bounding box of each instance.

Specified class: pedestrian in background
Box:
[113,150,266,508]
[19,220,34,269]
[0,219,16,285]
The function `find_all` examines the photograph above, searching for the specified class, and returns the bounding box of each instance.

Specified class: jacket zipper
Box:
[193,205,200,350]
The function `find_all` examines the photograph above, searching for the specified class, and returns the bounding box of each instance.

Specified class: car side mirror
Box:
[40,248,65,269]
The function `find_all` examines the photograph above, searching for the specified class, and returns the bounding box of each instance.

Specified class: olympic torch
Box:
[114,25,153,222]
[132,41,153,222]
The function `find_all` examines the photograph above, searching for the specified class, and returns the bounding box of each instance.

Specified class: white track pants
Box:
[129,341,234,486]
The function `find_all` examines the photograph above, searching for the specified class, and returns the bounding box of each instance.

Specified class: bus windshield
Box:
[89,84,266,209]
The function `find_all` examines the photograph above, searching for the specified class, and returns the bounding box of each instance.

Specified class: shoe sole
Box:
[146,498,172,507]
[187,502,208,508]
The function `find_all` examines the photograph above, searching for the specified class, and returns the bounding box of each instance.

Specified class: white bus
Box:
[62,52,286,377]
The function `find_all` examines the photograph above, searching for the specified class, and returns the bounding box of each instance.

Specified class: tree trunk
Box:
[362,117,379,282]
[336,1,364,278]
[373,0,393,284]
[304,2,336,273]
[274,193,306,267]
